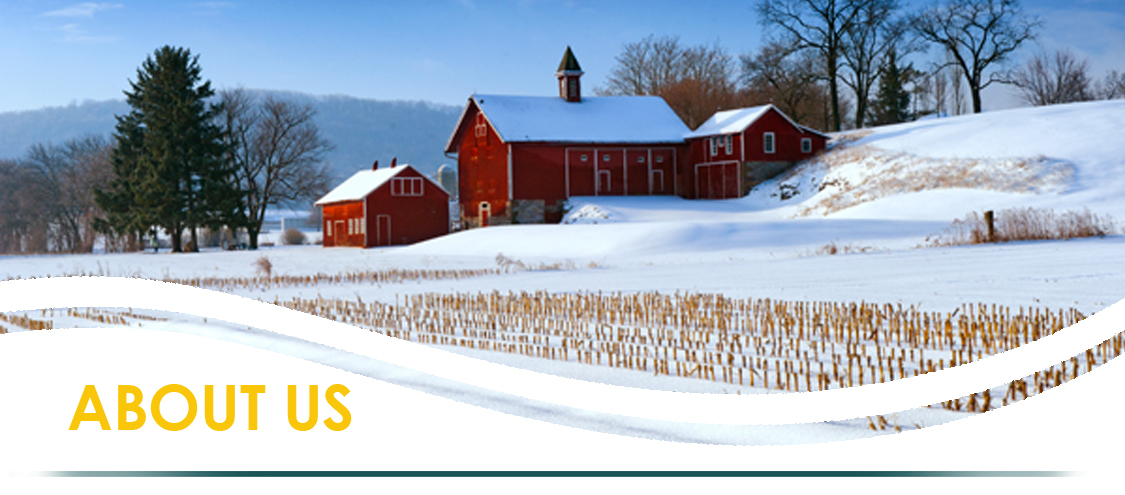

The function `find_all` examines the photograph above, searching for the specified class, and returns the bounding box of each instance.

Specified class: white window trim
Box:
[725,135,733,154]
[764,132,775,154]
[391,177,424,197]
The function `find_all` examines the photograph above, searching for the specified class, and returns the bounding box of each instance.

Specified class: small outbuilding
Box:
[315,162,449,247]
[684,105,829,199]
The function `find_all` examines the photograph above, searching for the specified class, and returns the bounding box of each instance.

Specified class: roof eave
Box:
[443,97,477,154]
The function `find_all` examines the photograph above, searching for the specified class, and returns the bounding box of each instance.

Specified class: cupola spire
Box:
[555,46,584,102]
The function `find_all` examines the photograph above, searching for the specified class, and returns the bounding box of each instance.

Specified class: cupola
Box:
[556,46,583,103]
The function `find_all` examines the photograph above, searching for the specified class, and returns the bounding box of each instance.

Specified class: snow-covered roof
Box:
[687,105,772,138]
[685,104,829,139]
[315,164,447,205]
[451,94,690,148]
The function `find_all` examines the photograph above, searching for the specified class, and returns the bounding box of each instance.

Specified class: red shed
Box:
[315,163,449,247]
[684,105,828,199]
[445,47,691,228]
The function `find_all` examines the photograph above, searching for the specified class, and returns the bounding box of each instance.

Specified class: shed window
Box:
[801,138,812,153]
[764,132,775,154]
[347,218,354,235]
[391,177,423,196]
[725,135,733,154]
[359,218,365,235]
[710,137,718,157]
[326,221,331,236]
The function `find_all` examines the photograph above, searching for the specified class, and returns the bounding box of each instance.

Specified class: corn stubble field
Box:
[3,267,1120,422]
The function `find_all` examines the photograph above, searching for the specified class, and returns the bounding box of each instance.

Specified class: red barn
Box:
[446,47,831,225]
[315,163,449,247]
[444,47,691,227]
[684,105,829,199]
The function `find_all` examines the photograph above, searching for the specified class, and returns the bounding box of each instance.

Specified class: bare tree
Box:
[931,65,949,116]
[740,41,829,129]
[18,135,114,253]
[949,56,967,115]
[659,77,745,129]
[599,35,687,96]
[1097,70,1125,100]
[0,159,43,253]
[756,0,874,132]
[1008,49,1094,106]
[840,0,908,128]
[599,35,739,128]
[219,89,335,250]
[913,0,1040,113]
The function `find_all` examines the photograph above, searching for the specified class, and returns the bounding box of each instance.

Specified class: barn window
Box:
[602,154,610,162]
[656,156,664,163]
[347,218,354,235]
[710,137,718,157]
[359,218,365,235]
[764,132,775,154]
[725,135,733,154]
[801,138,812,153]
[391,177,423,196]
[580,154,588,162]
[474,114,487,139]
[326,221,331,236]
[637,156,645,163]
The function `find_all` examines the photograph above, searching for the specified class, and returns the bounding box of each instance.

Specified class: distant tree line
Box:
[0,45,333,255]
[599,0,1125,133]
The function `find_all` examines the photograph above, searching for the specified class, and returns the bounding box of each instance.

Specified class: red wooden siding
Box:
[741,108,825,162]
[457,107,510,223]
[322,201,365,247]
[321,166,448,248]
[364,167,449,246]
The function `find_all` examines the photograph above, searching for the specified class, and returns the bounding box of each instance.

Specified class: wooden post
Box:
[984,210,995,242]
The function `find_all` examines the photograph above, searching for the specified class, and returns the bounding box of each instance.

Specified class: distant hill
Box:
[0,90,463,181]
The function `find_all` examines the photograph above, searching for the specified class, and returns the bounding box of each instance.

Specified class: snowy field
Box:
[2,100,1124,445]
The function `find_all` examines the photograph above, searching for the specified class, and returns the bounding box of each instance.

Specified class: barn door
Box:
[375,215,391,246]
[696,163,738,199]
[597,170,611,194]
[333,220,345,246]
[479,202,491,227]
[566,149,595,197]
[651,169,664,193]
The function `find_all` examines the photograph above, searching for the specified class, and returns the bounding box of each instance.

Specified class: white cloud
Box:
[44,2,123,18]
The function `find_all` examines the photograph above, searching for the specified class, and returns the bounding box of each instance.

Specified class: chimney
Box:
[556,46,584,103]
[372,160,379,171]
[391,157,397,168]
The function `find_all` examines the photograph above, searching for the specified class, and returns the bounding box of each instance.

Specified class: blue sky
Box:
[1,0,1123,113]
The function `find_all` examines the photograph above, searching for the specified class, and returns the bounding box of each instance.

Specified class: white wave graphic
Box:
[1,276,1120,425]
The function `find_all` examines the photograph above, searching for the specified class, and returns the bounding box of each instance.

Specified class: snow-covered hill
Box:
[563,99,1125,225]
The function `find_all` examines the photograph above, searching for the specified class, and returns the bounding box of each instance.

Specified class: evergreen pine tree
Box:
[871,49,912,126]
[95,46,244,252]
